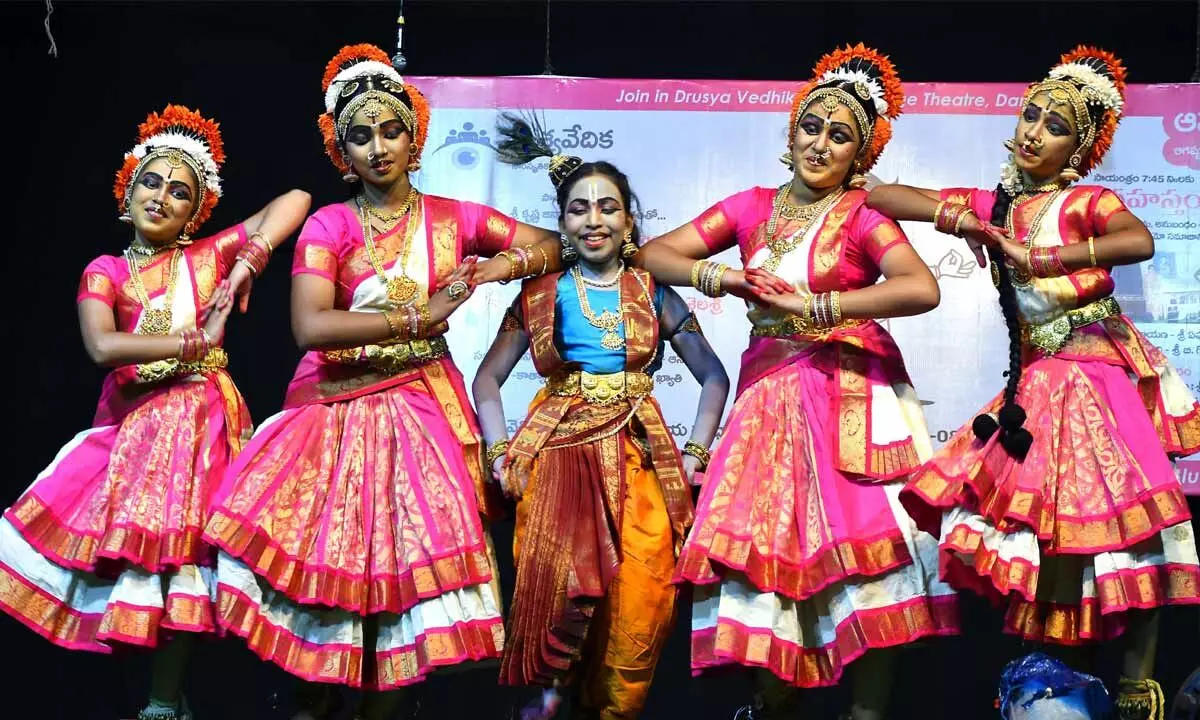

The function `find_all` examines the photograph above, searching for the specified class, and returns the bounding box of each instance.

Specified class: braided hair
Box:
[971,187,1033,460]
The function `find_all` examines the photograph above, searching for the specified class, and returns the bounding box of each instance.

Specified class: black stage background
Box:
[3,2,1199,717]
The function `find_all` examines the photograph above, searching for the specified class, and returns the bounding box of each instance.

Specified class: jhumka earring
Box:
[1003,138,1017,153]
[118,199,133,224]
[179,222,195,245]
[620,230,638,259]
[847,159,869,189]
[1059,153,1083,183]
[779,151,795,170]
[342,155,359,183]
[560,234,578,262]
[406,144,421,172]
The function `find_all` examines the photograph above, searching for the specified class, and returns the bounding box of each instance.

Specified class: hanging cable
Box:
[392,0,407,72]
[542,0,554,75]
[44,0,58,58]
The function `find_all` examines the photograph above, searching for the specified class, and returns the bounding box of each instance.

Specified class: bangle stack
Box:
[485,439,510,465]
[1028,246,1068,278]
[497,246,541,283]
[178,328,213,363]
[933,201,975,238]
[383,303,433,341]
[682,440,711,469]
[690,260,729,298]
[235,231,273,276]
[807,290,843,329]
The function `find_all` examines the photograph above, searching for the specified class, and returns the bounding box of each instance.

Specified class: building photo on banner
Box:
[409,76,1200,495]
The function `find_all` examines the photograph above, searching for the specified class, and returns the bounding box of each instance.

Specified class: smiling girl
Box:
[0,105,309,720]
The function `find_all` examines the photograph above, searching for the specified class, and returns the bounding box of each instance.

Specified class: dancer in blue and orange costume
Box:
[0,104,310,719]
[868,46,1200,720]
[202,44,565,720]
[638,45,958,720]
[473,115,730,719]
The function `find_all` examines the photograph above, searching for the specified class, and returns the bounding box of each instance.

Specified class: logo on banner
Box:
[1163,111,1200,170]
[432,122,495,169]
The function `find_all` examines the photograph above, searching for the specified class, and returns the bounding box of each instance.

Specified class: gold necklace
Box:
[359,189,417,224]
[1007,189,1063,286]
[577,265,623,288]
[357,190,421,307]
[761,183,844,272]
[124,247,182,335]
[572,264,624,351]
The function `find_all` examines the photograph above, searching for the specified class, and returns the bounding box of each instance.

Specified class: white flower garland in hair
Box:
[129,131,223,196]
[1000,154,1024,196]
[324,60,406,114]
[1048,62,1124,114]
[819,68,889,115]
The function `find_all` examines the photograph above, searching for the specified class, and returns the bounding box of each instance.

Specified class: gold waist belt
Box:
[1024,296,1121,355]
[323,336,449,375]
[750,314,867,338]
[135,347,229,383]
[546,370,654,406]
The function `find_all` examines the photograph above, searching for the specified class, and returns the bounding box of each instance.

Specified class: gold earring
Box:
[847,160,868,189]
[179,222,195,244]
[779,151,795,170]
[1059,153,1083,183]
[341,156,359,183]
[620,230,638,259]
[560,234,578,262]
[1003,138,1016,153]
[118,199,133,224]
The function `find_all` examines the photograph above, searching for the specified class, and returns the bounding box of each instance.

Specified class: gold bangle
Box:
[682,440,712,469]
[248,231,273,255]
[829,290,843,325]
[953,209,974,237]
[496,251,518,283]
[383,309,407,339]
[711,263,727,297]
[415,303,433,337]
[485,439,510,465]
[535,245,550,275]
[690,261,704,290]
[1088,236,1097,268]
[932,200,947,226]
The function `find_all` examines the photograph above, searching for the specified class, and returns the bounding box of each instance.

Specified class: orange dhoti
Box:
[503,392,690,719]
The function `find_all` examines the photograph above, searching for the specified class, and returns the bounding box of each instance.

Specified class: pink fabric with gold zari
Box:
[204,197,514,690]
[901,186,1200,645]
[677,188,958,688]
[0,224,253,652]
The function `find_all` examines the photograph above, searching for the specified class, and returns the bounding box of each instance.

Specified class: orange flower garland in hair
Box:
[318,43,430,174]
[1050,45,1127,175]
[787,43,905,174]
[112,104,225,231]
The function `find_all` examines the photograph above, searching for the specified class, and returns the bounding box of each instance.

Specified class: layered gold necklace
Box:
[572,264,624,351]
[356,188,421,307]
[124,243,182,335]
[761,183,845,272]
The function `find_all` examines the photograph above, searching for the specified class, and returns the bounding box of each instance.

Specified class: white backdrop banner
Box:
[405,76,1200,495]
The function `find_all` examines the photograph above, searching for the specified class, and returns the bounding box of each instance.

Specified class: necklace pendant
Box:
[761,254,783,273]
[387,275,418,305]
[139,308,173,336]
[600,330,624,351]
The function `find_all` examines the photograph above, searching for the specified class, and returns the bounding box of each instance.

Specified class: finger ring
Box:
[447,280,470,301]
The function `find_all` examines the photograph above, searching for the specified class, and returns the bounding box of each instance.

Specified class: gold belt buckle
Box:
[579,371,624,405]
[410,338,434,361]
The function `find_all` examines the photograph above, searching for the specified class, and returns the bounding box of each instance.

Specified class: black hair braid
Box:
[971,185,1033,460]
